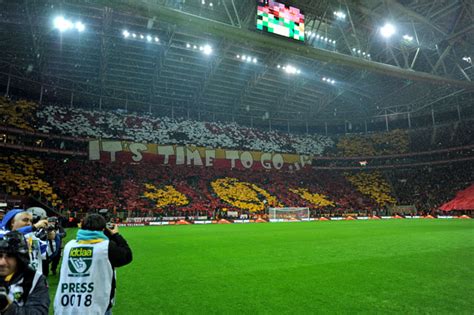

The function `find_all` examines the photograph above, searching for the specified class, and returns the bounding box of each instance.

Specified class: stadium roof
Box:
[1,0,473,130]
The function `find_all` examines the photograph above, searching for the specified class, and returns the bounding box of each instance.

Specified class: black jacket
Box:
[2,268,49,315]
[105,232,133,310]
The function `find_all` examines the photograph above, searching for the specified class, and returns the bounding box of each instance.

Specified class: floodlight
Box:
[246,56,252,62]
[242,55,246,60]
[352,48,356,52]
[296,70,301,74]
[253,58,257,63]
[140,34,144,39]
[54,16,73,32]
[75,22,85,32]
[123,30,130,38]
[285,65,297,74]
[146,35,152,42]
[186,43,191,48]
[334,11,346,19]
[132,33,137,38]
[154,37,159,42]
[322,77,327,81]
[236,54,240,59]
[380,23,396,38]
[209,2,213,7]
[277,64,281,68]
[316,35,320,39]
[193,45,197,49]
[403,34,413,41]
[202,0,205,4]
[203,44,212,55]
[331,79,335,84]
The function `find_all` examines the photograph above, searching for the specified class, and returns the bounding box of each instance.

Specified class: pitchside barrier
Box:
[116,215,470,226]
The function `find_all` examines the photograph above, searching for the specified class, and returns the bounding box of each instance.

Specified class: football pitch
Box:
[49,220,474,314]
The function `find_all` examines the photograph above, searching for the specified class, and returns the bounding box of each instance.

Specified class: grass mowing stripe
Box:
[50,220,474,314]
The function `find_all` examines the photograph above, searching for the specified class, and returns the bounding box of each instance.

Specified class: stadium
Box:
[0,0,473,313]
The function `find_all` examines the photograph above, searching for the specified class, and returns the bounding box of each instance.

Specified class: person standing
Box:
[54,214,132,315]
[0,231,50,314]
[0,209,48,274]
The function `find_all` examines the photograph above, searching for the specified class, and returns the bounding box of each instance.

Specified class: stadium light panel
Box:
[75,22,85,32]
[285,65,297,74]
[123,30,130,38]
[146,35,152,42]
[53,16,73,32]
[334,11,346,19]
[203,44,213,55]
[380,23,396,38]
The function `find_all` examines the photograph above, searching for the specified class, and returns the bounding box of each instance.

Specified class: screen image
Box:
[257,0,305,41]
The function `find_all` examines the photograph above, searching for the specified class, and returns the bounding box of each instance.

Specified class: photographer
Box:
[0,210,48,274]
[0,231,50,314]
[45,217,66,276]
[54,213,132,315]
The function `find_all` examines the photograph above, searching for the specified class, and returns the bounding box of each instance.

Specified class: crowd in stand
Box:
[2,97,473,158]
[3,149,466,217]
[389,162,474,213]
[36,104,334,155]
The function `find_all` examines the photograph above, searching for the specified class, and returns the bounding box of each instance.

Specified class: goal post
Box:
[268,207,310,222]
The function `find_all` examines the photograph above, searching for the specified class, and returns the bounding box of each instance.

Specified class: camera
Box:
[47,217,59,231]
[99,209,115,230]
[106,222,115,229]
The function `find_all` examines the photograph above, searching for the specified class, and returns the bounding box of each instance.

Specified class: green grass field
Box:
[49,220,474,314]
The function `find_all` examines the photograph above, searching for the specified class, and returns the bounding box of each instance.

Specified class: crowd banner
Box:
[89,140,312,171]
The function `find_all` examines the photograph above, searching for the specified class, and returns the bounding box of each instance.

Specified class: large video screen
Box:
[257,0,305,42]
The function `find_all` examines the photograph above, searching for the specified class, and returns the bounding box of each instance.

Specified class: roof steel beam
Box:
[101,1,474,90]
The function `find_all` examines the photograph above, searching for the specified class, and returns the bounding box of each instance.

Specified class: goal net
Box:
[268,207,310,222]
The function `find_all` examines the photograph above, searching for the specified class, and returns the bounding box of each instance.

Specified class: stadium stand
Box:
[0,99,472,218]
